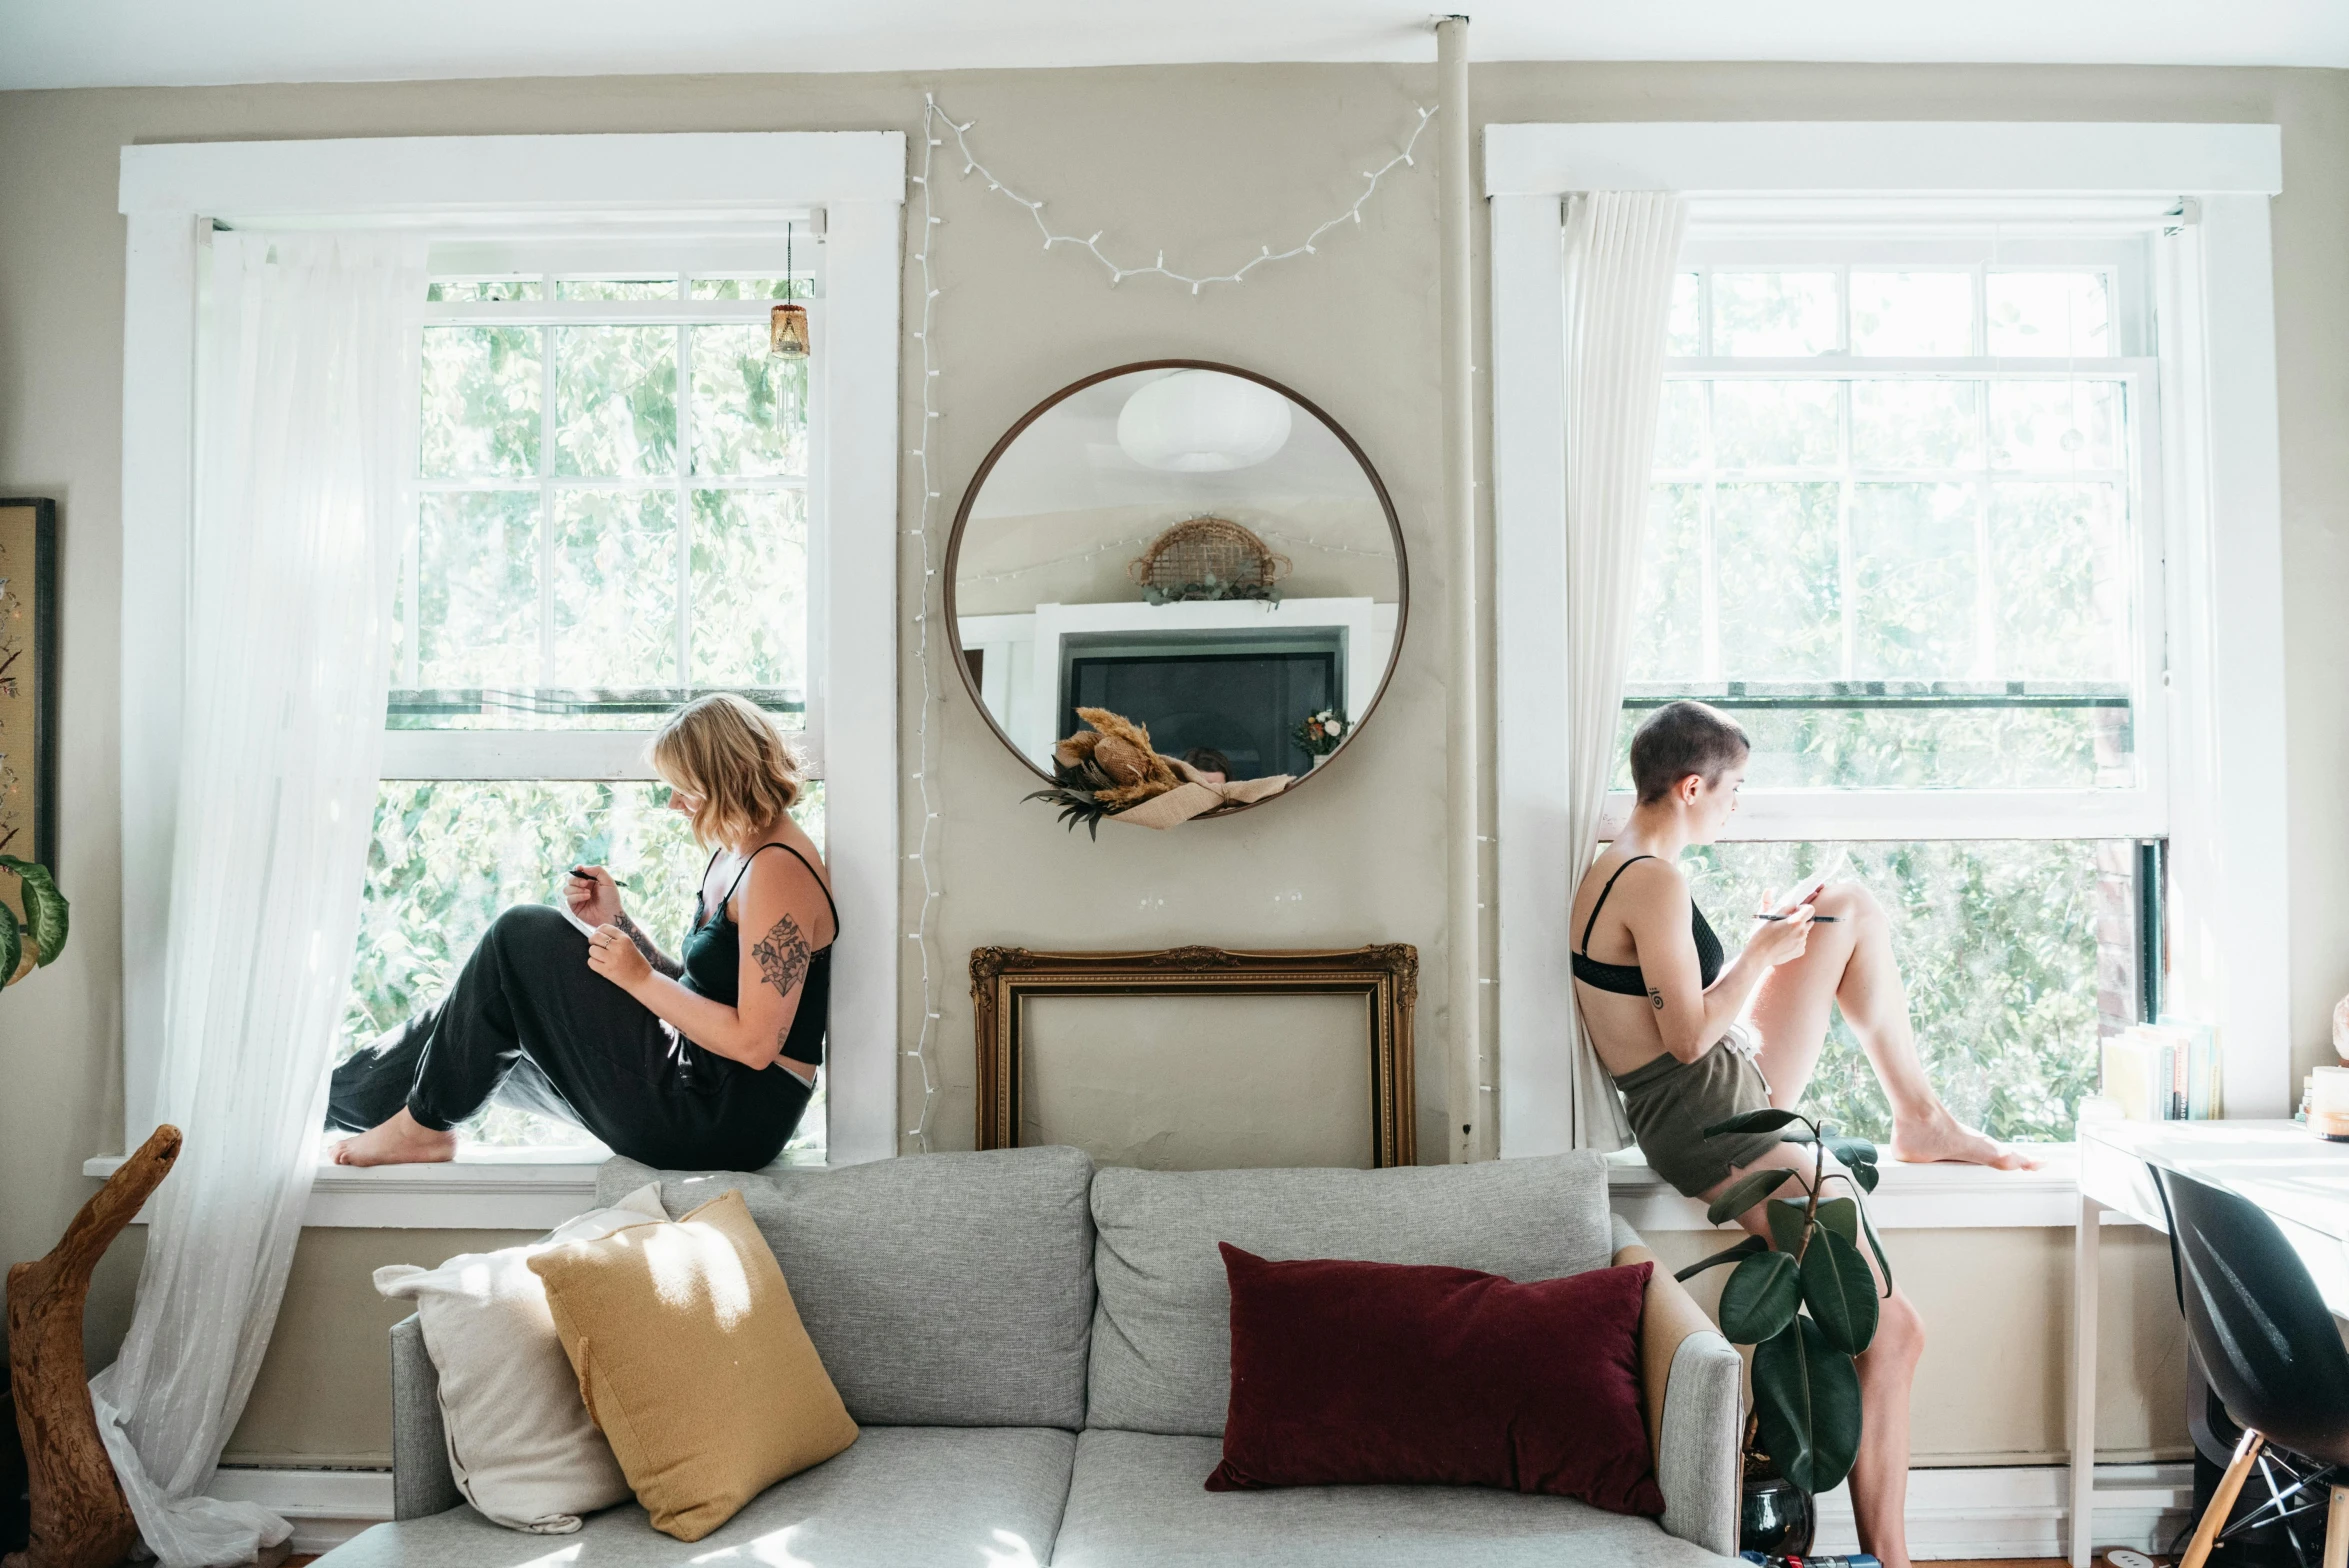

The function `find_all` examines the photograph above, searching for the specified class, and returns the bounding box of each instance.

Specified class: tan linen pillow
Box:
[526,1187,857,1541]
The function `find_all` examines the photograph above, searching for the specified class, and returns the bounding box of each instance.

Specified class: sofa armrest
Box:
[389,1315,462,1521]
[1614,1238,1743,1557]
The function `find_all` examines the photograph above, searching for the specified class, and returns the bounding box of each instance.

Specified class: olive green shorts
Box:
[1613,1027,1785,1198]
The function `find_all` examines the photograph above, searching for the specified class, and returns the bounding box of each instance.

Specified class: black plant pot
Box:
[1740,1468,1816,1557]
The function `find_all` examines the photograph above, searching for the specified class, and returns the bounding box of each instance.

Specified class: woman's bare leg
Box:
[330,1107,456,1167]
[1702,1140,1924,1568]
[1749,881,2034,1169]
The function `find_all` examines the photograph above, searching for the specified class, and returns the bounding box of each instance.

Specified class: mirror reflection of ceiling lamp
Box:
[1115,371,1293,472]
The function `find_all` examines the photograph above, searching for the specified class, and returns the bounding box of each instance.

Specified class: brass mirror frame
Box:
[943,360,1410,813]
[970,943,1419,1168]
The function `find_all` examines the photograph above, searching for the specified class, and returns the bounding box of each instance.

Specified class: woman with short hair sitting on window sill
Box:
[1570,698,2034,1568]
[325,692,836,1171]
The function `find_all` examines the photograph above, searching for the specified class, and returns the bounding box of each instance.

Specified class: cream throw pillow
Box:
[527,1187,859,1542]
[372,1183,668,1533]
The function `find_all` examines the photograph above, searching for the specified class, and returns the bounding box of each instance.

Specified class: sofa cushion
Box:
[1086,1153,1616,1435]
[598,1145,1095,1429]
[316,1426,1077,1568]
[1050,1429,1742,1568]
[1207,1247,1663,1513]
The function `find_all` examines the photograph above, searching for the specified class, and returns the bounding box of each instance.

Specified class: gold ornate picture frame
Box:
[0,498,58,868]
[970,944,1418,1167]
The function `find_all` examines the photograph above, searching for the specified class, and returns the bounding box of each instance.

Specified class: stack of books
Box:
[2099,1019,2220,1123]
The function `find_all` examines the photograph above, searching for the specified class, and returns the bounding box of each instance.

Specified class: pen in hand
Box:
[1758,912,1838,922]
[571,867,631,889]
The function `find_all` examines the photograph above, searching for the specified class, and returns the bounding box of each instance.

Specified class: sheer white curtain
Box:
[90,231,424,1567]
[1560,192,1689,1151]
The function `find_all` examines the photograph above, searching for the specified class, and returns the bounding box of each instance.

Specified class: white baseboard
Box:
[207,1458,2194,1561]
[210,1468,392,1555]
[1811,1461,2194,1561]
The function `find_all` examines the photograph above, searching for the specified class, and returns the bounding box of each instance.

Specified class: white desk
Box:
[2071,1120,2349,1567]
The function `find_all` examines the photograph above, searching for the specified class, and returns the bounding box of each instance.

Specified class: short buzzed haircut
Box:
[1629,700,1751,804]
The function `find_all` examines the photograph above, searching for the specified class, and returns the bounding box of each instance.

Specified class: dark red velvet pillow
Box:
[1205,1244,1663,1514]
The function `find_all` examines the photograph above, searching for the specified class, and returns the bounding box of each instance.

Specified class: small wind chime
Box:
[769,219,810,360]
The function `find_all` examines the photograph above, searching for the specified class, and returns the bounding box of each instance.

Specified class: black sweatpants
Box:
[327,903,813,1171]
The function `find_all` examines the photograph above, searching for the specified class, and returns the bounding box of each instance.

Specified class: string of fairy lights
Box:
[897,93,1436,1151]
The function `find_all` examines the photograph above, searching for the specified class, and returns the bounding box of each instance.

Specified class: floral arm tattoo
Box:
[615,913,683,979]
[753,913,812,1003]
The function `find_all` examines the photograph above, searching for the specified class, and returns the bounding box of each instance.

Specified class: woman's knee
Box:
[1813,879,1883,929]
[1870,1288,1926,1368]
[488,902,568,949]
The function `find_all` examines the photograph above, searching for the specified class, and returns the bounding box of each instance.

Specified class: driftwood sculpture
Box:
[5,1124,181,1568]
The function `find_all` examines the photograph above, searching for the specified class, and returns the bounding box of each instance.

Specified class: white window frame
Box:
[1612,232,2169,843]
[1486,121,2287,1164]
[114,133,904,1219]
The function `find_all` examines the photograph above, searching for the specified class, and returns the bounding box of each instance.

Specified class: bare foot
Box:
[331,1109,458,1167]
[1889,1108,2038,1170]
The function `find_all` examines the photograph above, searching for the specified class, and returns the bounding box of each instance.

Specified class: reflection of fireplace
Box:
[1063,629,1341,779]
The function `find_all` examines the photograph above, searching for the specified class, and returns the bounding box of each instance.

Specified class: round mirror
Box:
[947,362,1406,808]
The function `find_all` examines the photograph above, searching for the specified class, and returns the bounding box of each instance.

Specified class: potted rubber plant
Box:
[1674,1108,1891,1500]
[0,857,69,986]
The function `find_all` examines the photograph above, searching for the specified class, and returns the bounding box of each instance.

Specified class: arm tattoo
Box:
[753,913,812,1002]
[615,912,683,979]
[1649,987,1665,1012]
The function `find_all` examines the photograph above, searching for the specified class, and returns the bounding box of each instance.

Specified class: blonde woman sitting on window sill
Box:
[1570,698,2035,1568]
[325,693,835,1171]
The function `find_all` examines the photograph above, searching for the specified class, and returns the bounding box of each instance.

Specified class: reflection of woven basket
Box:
[1127,517,1291,597]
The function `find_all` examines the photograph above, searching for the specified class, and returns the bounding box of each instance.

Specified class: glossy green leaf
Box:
[1813,1196,1860,1244]
[1764,1196,1812,1257]
[1706,1165,1794,1226]
[1673,1234,1768,1282]
[1718,1248,1802,1343]
[1751,1316,1864,1495]
[1850,1160,1882,1194]
[3,860,70,967]
[1826,1134,1879,1170]
[0,902,19,985]
[1860,1204,1895,1294]
[1801,1224,1881,1356]
[1702,1106,1804,1140]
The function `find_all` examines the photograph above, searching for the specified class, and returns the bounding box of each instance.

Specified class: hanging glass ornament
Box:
[770,220,810,360]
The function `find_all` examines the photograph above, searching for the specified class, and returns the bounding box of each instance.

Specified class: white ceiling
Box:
[3,0,2344,90]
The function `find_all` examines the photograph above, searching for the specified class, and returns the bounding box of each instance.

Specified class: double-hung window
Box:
[339,236,828,1156]
[1617,237,2166,1145]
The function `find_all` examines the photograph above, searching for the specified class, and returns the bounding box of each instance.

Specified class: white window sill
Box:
[82,1147,828,1230]
[1606,1143,2092,1230]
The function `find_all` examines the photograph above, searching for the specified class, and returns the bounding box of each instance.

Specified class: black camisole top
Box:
[1570,854,1723,997]
[679,841,835,1072]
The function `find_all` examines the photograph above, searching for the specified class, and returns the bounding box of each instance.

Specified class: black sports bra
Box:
[1570,854,1724,997]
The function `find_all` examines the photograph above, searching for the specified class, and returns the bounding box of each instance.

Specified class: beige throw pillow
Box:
[372,1183,669,1533]
[526,1188,858,1541]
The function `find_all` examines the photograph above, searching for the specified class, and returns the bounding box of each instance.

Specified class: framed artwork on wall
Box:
[0,498,59,870]
[970,944,1419,1168]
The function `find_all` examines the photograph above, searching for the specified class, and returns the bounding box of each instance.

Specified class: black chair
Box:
[2155,1167,2349,1568]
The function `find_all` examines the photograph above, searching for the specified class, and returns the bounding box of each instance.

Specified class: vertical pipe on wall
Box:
[1435,15,1483,1162]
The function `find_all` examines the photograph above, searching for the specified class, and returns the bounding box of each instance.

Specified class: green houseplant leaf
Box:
[1813,1196,1860,1244]
[1751,1315,1864,1495]
[1800,1224,1881,1356]
[1763,1195,1812,1256]
[1673,1233,1768,1282]
[1,858,69,967]
[1701,1107,1804,1139]
[1705,1166,1793,1226]
[1825,1134,1879,1170]
[1718,1248,1802,1343]
[0,901,19,986]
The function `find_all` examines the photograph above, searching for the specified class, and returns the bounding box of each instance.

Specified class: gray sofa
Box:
[319,1146,1746,1567]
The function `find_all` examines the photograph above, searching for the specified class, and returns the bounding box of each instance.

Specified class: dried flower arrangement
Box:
[1293,708,1347,759]
[1027,708,1293,836]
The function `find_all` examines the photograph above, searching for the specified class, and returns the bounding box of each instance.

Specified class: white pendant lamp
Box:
[1116,370,1293,473]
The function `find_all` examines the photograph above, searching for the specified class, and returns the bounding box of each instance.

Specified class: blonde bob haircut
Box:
[648,693,805,848]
